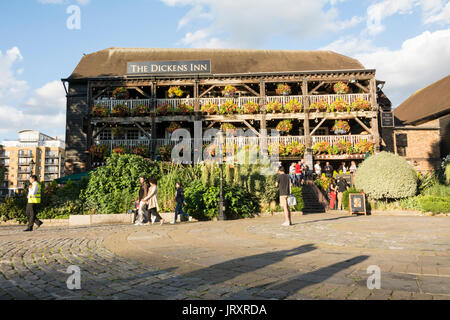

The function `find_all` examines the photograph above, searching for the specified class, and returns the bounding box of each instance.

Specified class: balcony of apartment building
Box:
[18,151,34,158]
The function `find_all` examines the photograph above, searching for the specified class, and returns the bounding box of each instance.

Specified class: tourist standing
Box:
[324,162,333,178]
[327,178,338,210]
[144,178,165,225]
[339,162,348,174]
[336,177,349,211]
[24,175,43,232]
[134,176,148,226]
[173,182,189,224]
[349,161,358,174]
[314,161,322,179]
[289,162,296,185]
[295,161,302,186]
[275,166,292,226]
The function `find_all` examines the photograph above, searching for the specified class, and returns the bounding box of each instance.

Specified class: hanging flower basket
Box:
[309,100,329,112]
[333,82,349,94]
[242,101,260,114]
[92,105,109,117]
[201,103,219,115]
[276,120,293,134]
[131,104,151,117]
[332,120,351,135]
[112,127,126,139]
[167,122,182,133]
[156,103,174,116]
[351,98,371,111]
[157,145,174,161]
[111,104,130,117]
[266,100,283,113]
[275,83,291,96]
[222,85,237,97]
[284,99,302,113]
[168,86,184,98]
[221,123,237,134]
[112,87,129,99]
[219,100,239,114]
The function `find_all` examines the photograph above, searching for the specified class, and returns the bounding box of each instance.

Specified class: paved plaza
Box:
[0,213,449,300]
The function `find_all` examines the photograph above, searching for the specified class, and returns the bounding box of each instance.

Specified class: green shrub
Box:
[418,196,450,214]
[291,186,304,212]
[342,187,362,210]
[354,152,417,200]
[0,193,28,223]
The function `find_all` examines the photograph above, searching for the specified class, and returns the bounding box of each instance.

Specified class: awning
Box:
[54,170,95,184]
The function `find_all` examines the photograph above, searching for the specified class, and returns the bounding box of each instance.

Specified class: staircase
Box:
[301,181,328,214]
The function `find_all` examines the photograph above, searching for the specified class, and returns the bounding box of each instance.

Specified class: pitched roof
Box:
[394,75,450,125]
[68,47,366,79]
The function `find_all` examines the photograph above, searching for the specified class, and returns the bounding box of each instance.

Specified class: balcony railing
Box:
[93,93,373,116]
[95,135,373,152]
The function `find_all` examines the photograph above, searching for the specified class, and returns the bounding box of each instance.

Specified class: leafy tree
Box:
[354,152,417,200]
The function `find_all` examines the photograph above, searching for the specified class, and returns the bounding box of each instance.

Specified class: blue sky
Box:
[1,0,449,141]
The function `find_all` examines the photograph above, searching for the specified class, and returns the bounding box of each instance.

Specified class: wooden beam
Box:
[354,116,374,135]
[93,87,109,100]
[92,125,107,139]
[310,117,328,136]
[199,85,216,98]
[207,121,217,129]
[241,84,259,96]
[242,120,261,137]
[355,82,369,93]
[309,81,325,94]
[134,122,152,140]
[129,86,151,99]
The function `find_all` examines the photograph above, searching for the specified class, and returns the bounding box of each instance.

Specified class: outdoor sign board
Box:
[349,193,367,215]
[381,112,394,127]
[336,174,353,186]
[127,60,211,75]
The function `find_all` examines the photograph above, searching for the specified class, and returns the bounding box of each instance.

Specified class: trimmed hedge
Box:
[342,187,362,210]
[418,196,450,214]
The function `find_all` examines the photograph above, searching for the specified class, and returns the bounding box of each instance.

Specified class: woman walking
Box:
[134,176,149,225]
[327,178,338,210]
[144,178,165,225]
[173,182,189,224]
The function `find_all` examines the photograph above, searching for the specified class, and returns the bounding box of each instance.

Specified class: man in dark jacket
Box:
[336,177,349,211]
[174,182,190,224]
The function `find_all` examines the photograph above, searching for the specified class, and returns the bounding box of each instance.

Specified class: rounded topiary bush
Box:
[354,151,417,200]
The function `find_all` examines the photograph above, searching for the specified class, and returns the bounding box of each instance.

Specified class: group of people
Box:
[313,160,358,178]
[288,160,310,186]
[326,176,350,210]
[133,176,190,226]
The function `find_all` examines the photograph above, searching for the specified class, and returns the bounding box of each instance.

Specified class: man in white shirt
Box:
[314,161,322,178]
[24,175,43,232]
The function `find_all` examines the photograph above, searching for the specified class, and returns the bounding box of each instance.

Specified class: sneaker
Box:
[281,222,290,227]
[160,219,165,225]
[188,216,193,222]
[134,222,142,226]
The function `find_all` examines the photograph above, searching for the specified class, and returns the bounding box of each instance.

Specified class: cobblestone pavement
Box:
[0,214,449,300]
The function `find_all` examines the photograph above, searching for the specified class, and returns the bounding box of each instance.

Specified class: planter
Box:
[334,129,348,135]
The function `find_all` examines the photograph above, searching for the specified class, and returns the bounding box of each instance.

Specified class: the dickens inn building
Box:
[63,47,394,174]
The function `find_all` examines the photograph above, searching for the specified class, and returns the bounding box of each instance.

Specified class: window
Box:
[396,133,408,156]
[99,129,112,140]
[127,130,139,140]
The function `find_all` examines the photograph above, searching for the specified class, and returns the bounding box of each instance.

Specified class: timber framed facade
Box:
[63,48,389,174]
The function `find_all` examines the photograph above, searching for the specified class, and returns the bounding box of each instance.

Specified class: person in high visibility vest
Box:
[24,175,43,232]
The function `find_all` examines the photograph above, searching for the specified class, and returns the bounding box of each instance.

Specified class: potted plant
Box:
[156,103,174,116]
[275,83,291,96]
[92,105,109,117]
[222,85,237,97]
[89,145,108,161]
[132,145,149,157]
[354,140,374,154]
[284,99,302,113]
[332,120,351,135]
[157,144,174,161]
[111,104,129,117]
[309,100,329,112]
[175,103,194,115]
[330,98,350,113]
[351,98,371,111]
[266,100,283,113]
[131,104,151,117]
[276,120,293,134]
[313,141,331,155]
[242,101,260,114]
[112,145,127,154]
[285,142,305,157]
[219,100,239,114]
[112,87,129,99]
[168,86,184,98]
[333,82,349,94]
[167,122,181,133]
[201,103,219,115]
[221,123,237,134]
[335,140,353,154]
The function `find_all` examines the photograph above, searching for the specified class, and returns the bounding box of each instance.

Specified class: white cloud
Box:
[353,28,450,106]
[164,0,364,48]
[0,47,66,141]
[425,1,450,23]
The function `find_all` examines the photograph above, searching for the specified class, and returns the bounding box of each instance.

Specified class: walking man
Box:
[275,166,292,226]
[24,175,43,232]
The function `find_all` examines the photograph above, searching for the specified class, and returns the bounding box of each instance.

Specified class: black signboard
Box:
[127,60,211,75]
[336,174,353,186]
[349,193,367,215]
[381,112,394,127]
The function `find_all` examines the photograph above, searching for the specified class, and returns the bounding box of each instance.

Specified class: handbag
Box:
[287,194,297,207]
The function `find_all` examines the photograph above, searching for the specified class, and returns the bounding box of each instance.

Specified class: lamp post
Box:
[217,130,225,221]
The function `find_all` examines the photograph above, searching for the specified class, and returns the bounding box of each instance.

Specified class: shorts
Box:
[280,195,289,208]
